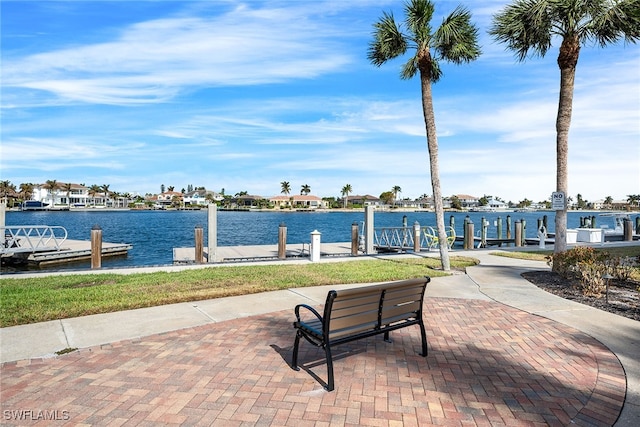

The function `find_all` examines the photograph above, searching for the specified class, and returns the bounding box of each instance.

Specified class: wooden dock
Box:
[173,242,354,264]
[2,239,132,267]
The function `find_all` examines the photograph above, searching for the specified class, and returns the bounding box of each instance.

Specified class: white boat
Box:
[599,213,634,241]
[20,201,50,211]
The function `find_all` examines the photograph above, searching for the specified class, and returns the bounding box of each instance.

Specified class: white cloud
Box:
[2,4,352,105]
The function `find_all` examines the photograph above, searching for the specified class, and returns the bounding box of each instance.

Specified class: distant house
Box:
[33,183,92,207]
[454,194,479,209]
[270,194,327,209]
[155,191,183,208]
[232,194,265,208]
[487,198,508,210]
[183,189,222,206]
[344,195,382,207]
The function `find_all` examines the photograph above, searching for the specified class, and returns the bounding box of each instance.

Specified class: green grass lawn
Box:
[0,256,478,327]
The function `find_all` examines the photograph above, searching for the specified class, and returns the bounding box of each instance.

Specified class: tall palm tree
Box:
[102,184,111,207]
[43,180,59,206]
[341,184,352,209]
[490,0,640,262]
[19,183,34,203]
[280,181,291,196]
[627,194,640,208]
[62,182,73,208]
[88,184,101,206]
[369,0,480,271]
[300,184,311,195]
[392,185,402,206]
[0,180,13,200]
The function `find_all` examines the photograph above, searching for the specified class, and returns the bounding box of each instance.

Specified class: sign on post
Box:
[551,192,565,210]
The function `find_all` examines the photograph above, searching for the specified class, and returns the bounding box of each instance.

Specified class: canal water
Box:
[2,209,610,273]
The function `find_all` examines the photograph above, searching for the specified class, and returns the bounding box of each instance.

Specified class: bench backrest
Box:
[323,277,429,341]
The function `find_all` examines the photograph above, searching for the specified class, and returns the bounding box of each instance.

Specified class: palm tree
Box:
[88,184,101,206]
[392,185,402,206]
[280,181,291,196]
[43,180,59,206]
[490,0,640,262]
[0,180,16,206]
[102,184,111,207]
[604,196,613,209]
[369,0,480,271]
[341,184,352,209]
[301,184,311,195]
[19,183,34,203]
[61,183,73,208]
[627,194,640,208]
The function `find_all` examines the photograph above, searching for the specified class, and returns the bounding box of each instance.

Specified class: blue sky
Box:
[2,0,639,204]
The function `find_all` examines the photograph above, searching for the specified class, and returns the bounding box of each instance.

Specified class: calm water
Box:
[2,209,613,272]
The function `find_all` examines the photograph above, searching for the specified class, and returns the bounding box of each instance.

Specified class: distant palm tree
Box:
[301,184,311,195]
[341,184,352,209]
[604,196,613,209]
[19,183,34,203]
[0,180,16,205]
[62,183,73,208]
[102,184,111,207]
[490,0,640,260]
[88,184,102,206]
[369,0,480,271]
[392,186,402,206]
[43,180,59,206]
[280,181,291,196]
[627,194,640,208]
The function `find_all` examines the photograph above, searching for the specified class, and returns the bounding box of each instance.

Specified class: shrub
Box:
[549,247,610,297]
[605,256,635,282]
[549,246,608,280]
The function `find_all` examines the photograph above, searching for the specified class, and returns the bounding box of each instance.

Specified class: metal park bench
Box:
[291,277,430,391]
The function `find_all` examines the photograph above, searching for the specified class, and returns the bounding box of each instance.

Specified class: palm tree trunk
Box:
[420,71,450,271]
[553,38,579,263]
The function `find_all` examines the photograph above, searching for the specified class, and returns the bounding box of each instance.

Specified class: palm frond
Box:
[490,0,555,61]
[588,0,640,46]
[434,6,481,64]
[400,56,419,80]
[367,11,407,66]
[405,0,434,42]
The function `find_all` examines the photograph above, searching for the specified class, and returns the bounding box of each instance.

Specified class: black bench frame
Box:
[291,277,430,391]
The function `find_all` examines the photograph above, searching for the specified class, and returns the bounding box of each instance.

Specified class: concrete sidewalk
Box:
[1,250,638,425]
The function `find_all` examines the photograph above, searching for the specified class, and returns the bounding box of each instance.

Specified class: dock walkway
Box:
[2,239,132,266]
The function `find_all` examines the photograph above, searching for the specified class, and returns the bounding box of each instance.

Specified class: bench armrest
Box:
[294,304,323,324]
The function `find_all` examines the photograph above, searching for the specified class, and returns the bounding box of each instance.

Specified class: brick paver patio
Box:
[1,298,626,426]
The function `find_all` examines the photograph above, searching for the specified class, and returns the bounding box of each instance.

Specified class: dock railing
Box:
[372,225,455,252]
[2,226,68,255]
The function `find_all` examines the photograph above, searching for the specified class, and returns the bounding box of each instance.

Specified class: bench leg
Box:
[324,345,335,392]
[383,330,392,343]
[419,321,428,357]
[291,332,301,371]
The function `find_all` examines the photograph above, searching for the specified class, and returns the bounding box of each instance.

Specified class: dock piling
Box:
[91,225,102,269]
[278,223,287,259]
[351,222,359,256]
[194,225,204,263]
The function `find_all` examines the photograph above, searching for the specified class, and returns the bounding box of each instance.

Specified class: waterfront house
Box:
[270,194,327,209]
[154,191,183,208]
[183,190,223,207]
[344,195,383,207]
[33,183,93,207]
[454,194,480,209]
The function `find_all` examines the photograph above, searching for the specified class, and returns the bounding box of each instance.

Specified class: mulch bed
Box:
[522,270,640,321]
